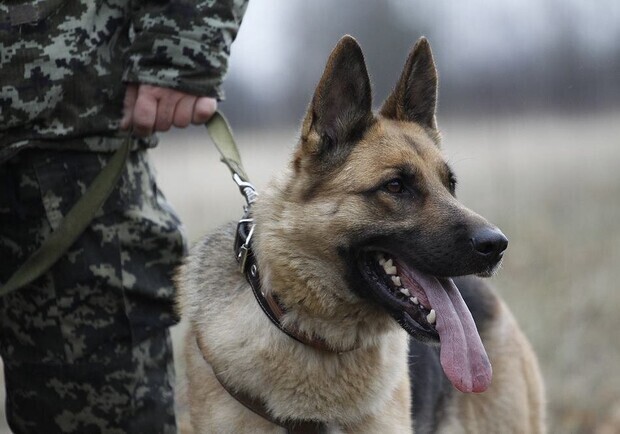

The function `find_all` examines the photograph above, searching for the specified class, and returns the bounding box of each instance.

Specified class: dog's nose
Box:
[470,227,508,259]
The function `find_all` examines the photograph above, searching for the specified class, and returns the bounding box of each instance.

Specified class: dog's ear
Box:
[297,35,373,168]
[380,37,438,130]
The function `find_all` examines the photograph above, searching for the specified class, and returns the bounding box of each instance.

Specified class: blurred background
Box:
[155,1,619,433]
[2,1,617,433]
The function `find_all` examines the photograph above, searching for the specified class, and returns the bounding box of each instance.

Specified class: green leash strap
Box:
[0,138,131,297]
[206,111,256,206]
[205,111,249,183]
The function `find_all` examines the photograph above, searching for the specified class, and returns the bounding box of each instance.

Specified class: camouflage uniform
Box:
[0,0,248,432]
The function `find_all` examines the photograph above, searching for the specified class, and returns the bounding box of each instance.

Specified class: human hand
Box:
[120,83,217,137]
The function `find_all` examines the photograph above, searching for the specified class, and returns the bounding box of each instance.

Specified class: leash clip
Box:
[232,173,258,206]
[232,172,257,274]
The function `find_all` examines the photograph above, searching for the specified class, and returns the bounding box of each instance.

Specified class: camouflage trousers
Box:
[0,147,186,433]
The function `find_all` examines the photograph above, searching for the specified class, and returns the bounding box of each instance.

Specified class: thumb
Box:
[192,97,218,124]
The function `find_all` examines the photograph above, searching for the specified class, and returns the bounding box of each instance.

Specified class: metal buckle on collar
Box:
[235,218,255,273]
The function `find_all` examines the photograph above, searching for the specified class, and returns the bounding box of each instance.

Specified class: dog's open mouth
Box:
[359,251,492,393]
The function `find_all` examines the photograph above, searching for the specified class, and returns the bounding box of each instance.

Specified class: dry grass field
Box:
[1,112,618,433]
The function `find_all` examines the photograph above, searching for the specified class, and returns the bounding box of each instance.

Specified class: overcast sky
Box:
[228,0,619,98]
[217,0,619,126]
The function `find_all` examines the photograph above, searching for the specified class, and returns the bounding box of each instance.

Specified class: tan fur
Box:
[176,36,545,433]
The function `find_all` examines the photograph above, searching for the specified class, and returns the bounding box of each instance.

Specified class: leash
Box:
[0,113,243,298]
[0,112,249,298]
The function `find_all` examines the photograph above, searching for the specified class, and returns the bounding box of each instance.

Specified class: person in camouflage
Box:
[0,1,248,432]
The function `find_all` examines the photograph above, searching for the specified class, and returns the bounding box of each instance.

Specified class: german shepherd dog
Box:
[176,36,545,433]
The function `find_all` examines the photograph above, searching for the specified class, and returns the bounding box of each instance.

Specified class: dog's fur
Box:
[176,36,545,433]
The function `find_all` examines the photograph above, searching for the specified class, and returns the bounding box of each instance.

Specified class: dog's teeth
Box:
[384,265,397,275]
[382,258,397,275]
[410,296,419,305]
[378,257,386,266]
[399,287,410,296]
[426,309,436,325]
[391,276,401,287]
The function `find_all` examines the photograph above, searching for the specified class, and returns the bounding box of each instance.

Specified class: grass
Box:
[1,112,617,433]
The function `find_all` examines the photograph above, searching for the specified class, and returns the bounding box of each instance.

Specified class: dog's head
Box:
[255,36,506,393]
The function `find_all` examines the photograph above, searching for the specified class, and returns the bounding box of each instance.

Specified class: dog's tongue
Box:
[399,269,492,393]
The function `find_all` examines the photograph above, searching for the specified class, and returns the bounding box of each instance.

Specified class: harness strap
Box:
[195,334,328,434]
[0,138,131,297]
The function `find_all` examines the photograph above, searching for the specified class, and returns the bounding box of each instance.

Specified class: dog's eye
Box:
[449,176,457,192]
[385,178,405,194]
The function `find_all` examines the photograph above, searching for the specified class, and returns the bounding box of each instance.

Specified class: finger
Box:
[155,89,183,132]
[192,97,217,124]
[173,95,196,128]
[132,87,159,137]
[120,84,138,130]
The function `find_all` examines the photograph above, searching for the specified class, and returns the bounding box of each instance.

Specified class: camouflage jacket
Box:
[0,0,249,163]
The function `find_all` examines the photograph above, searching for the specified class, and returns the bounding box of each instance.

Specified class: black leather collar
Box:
[234,212,336,352]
